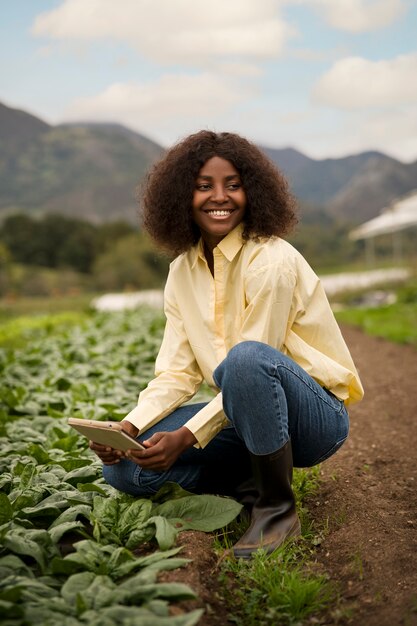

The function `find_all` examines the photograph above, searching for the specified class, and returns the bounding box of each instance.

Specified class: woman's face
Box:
[192,156,246,251]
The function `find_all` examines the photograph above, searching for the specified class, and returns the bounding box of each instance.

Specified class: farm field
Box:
[0,309,243,625]
[1,306,416,625]
[0,308,327,625]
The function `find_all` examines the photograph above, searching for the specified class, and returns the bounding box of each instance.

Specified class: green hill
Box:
[0,103,163,223]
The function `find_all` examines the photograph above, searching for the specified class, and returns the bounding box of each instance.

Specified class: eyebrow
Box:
[196,174,241,180]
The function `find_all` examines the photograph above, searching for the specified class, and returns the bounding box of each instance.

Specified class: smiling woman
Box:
[93,129,364,560]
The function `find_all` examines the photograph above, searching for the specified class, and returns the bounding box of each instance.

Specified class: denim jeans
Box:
[103,341,349,497]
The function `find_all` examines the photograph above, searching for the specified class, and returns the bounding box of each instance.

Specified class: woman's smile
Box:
[205,208,235,217]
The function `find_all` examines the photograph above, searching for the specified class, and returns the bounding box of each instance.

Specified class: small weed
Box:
[374,591,383,603]
[293,465,321,502]
[220,544,334,626]
[332,507,348,527]
[403,594,417,626]
[350,549,365,581]
[216,466,336,625]
[213,515,250,553]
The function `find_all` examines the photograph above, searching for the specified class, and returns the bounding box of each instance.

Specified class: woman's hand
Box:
[89,441,124,465]
[124,426,197,472]
[89,421,140,465]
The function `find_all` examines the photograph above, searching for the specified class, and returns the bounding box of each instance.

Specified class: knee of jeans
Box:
[102,463,124,490]
[102,462,160,497]
[214,341,267,386]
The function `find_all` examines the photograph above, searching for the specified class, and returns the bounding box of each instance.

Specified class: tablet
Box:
[68,418,145,451]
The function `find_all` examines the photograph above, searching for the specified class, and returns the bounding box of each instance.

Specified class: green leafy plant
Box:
[91,489,242,550]
[0,309,243,624]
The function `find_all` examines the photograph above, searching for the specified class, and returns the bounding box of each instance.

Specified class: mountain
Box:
[263,146,417,222]
[327,156,417,222]
[1,101,416,224]
[0,103,163,223]
[0,102,49,151]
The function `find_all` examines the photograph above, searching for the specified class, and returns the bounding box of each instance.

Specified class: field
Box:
[1,293,416,625]
[0,307,330,625]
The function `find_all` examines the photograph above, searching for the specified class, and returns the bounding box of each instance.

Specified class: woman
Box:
[91,130,364,558]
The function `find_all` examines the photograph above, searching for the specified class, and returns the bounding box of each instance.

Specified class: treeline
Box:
[0,212,414,298]
[0,213,169,297]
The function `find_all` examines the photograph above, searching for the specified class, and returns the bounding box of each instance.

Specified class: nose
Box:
[211,184,227,203]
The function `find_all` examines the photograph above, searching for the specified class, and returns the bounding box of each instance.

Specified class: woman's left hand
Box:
[124,426,197,471]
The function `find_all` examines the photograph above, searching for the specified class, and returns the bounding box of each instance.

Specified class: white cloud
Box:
[354,107,417,161]
[32,0,294,65]
[63,73,255,143]
[211,62,264,77]
[298,107,417,162]
[313,53,417,108]
[311,107,417,162]
[303,0,406,33]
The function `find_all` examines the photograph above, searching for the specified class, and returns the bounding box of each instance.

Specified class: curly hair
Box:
[140,130,298,256]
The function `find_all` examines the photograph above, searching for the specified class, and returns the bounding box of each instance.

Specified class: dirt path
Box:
[162,326,417,625]
[308,325,417,626]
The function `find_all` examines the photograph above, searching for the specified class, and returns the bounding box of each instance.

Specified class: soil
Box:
[160,325,417,626]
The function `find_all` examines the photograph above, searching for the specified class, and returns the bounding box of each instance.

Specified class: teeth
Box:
[207,210,232,216]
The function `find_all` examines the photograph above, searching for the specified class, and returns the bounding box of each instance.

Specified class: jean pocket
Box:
[322,388,346,414]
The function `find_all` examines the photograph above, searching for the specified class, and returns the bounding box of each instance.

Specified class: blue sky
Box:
[1,0,416,161]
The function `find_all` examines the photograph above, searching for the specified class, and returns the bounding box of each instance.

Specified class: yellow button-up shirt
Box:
[125,224,364,448]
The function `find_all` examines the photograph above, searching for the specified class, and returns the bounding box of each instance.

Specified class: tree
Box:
[92,232,169,291]
[0,214,46,265]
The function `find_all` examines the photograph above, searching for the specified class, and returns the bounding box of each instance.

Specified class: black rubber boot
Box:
[233,477,258,513]
[233,440,301,559]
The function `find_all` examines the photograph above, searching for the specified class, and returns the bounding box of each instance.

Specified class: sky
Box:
[1,0,416,162]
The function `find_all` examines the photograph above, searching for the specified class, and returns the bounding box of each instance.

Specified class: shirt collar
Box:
[190,223,245,268]
[216,223,245,261]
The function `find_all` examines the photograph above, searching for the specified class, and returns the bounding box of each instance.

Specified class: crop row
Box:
[0,309,241,625]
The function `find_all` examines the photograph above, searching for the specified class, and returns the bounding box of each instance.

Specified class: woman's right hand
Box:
[89,441,124,465]
[89,421,139,465]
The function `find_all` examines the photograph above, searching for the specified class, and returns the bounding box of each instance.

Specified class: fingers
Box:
[89,441,109,452]
[142,432,164,446]
[124,432,177,471]
[125,449,170,471]
[89,440,124,464]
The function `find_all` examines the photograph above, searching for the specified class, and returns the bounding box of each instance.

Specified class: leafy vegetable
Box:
[0,309,240,624]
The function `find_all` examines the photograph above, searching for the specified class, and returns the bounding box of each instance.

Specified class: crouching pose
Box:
[90,131,364,558]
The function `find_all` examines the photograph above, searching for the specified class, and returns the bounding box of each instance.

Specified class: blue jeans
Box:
[103,341,349,497]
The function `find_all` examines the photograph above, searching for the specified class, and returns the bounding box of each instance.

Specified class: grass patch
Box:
[336,302,417,346]
[215,466,335,625]
[335,279,417,347]
[220,546,333,626]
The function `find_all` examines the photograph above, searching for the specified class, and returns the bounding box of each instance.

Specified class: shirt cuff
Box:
[122,403,158,433]
[183,393,229,448]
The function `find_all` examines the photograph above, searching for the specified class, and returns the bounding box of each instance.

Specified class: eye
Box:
[196,182,211,191]
[227,181,242,190]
